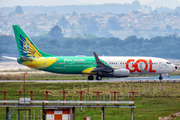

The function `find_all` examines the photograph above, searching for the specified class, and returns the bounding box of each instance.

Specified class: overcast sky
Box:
[0,0,180,9]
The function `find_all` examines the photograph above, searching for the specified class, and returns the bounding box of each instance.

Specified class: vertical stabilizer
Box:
[12,25,53,58]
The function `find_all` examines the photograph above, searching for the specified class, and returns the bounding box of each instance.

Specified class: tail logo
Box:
[19,35,41,58]
[23,42,29,50]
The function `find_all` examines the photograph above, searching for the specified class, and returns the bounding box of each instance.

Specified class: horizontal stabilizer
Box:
[2,56,17,60]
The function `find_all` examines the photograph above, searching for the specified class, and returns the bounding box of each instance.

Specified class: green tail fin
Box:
[12,25,53,58]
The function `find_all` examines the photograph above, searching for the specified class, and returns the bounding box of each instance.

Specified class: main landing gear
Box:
[88,75,94,80]
[96,75,102,80]
[159,74,163,80]
[88,75,102,80]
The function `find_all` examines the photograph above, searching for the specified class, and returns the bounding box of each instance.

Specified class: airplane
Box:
[3,25,177,81]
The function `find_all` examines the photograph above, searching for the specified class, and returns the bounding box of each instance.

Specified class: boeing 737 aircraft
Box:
[4,25,177,81]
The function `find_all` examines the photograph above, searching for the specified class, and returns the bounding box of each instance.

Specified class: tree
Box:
[175,7,180,16]
[166,25,172,32]
[106,17,123,30]
[48,25,63,38]
[79,16,88,25]
[57,16,69,28]
[125,35,138,43]
[86,18,99,34]
[132,0,142,10]
[175,7,180,13]
[72,11,77,16]
[151,27,159,31]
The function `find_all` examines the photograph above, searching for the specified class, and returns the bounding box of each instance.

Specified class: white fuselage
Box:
[100,56,177,75]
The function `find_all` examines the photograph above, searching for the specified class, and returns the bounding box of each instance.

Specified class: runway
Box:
[0,76,180,83]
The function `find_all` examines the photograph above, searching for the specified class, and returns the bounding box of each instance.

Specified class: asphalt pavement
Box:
[0,76,180,83]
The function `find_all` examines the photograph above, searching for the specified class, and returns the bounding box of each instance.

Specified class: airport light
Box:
[27,91,36,105]
[42,91,51,105]
[76,91,85,105]
[128,91,138,105]
[93,91,102,105]
[22,72,27,120]
[15,91,24,99]
[0,91,9,104]
[59,91,68,105]
[110,91,120,105]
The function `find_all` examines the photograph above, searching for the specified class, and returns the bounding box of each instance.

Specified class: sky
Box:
[0,0,180,9]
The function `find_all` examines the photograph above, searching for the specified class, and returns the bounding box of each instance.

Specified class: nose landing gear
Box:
[159,74,163,80]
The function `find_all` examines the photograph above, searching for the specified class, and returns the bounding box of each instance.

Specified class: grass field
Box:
[0,71,88,80]
[0,82,180,119]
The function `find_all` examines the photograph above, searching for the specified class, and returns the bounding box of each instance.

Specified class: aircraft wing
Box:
[92,52,113,73]
[2,56,17,60]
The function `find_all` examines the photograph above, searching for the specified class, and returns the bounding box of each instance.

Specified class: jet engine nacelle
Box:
[113,69,130,77]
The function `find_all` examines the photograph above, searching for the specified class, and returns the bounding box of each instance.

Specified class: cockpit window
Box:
[166,62,171,64]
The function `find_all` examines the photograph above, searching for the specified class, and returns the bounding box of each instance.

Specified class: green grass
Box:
[0,82,180,119]
[0,73,88,80]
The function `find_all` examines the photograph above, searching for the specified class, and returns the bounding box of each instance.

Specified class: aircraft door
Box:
[159,60,163,68]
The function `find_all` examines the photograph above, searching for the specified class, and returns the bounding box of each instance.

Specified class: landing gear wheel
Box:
[159,76,163,80]
[88,75,94,80]
[96,76,102,80]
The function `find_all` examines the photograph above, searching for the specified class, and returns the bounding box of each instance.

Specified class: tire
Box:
[159,76,163,80]
[96,76,102,80]
[88,75,94,80]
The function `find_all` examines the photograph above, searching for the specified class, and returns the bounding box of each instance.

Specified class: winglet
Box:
[93,52,103,65]
[92,52,113,72]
